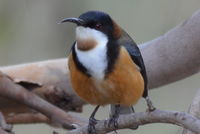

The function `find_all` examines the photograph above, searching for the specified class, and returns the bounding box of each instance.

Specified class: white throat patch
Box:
[75,26,108,79]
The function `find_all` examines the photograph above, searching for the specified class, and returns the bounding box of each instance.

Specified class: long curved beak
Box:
[59,17,85,26]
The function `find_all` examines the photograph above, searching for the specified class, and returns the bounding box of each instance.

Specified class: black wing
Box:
[118,30,148,98]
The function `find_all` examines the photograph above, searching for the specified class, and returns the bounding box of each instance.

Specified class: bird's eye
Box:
[95,23,102,29]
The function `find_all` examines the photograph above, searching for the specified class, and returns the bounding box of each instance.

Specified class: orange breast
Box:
[68,47,144,106]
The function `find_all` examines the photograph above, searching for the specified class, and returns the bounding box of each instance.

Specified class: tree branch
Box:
[67,109,200,134]
[6,113,50,124]
[0,59,85,124]
[0,112,12,134]
[182,89,200,134]
[141,10,200,88]
[0,71,87,129]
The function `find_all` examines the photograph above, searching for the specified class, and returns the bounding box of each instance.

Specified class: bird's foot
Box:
[108,111,119,128]
[88,117,98,134]
[88,105,100,134]
[108,104,120,128]
[145,96,156,112]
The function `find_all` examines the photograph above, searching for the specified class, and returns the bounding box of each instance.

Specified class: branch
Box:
[0,128,10,134]
[0,71,87,129]
[182,89,200,134]
[0,59,85,124]
[0,112,12,134]
[68,109,200,134]
[141,10,200,88]
[6,113,50,124]
[109,8,200,123]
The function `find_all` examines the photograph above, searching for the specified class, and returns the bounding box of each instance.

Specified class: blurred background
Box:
[0,0,200,134]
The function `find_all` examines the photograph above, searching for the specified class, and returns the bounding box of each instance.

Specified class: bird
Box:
[60,10,155,133]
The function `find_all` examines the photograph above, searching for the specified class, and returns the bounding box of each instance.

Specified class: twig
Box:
[68,109,200,134]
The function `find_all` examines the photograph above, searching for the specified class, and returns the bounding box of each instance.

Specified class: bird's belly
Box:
[70,64,144,106]
[71,69,144,106]
[68,47,144,106]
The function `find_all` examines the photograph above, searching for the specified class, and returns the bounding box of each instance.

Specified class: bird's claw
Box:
[88,117,98,134]
[108,114,119,128]
[145,96,156,112]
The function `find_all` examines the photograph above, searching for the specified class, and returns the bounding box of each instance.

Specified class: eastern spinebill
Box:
[60,10,155,134]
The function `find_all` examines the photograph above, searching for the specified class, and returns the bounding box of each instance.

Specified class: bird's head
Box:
[60,11,121,51]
